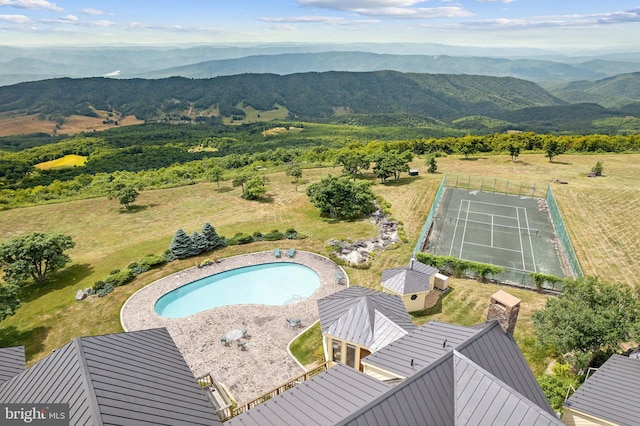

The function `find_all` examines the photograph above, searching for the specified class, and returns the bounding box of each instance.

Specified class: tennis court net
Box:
[450,217,539,236]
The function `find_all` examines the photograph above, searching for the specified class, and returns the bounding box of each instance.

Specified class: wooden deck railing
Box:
[218,361,330,421]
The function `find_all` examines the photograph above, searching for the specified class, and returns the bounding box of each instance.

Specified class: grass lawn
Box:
[1,153,638,377]
[34,154,88,170]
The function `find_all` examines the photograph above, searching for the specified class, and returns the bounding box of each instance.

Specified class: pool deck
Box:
[121,250,347,405]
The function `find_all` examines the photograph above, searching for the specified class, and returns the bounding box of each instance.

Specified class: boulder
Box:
[75,289,87,301]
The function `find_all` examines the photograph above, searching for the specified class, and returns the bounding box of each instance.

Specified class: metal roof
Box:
[0,328,220,426]
[381,260,438,295]
[564,355,640,426]
[317,286,415,350]
[226,364,391,426]
[361,321,481,378]
[0,346,25,385]
[336,349,561,426]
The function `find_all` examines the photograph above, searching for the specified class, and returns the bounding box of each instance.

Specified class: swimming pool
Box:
[154,262,321,318]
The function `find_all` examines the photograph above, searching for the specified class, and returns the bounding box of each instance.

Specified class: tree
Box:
[244,175,267,200]
[208,166,225,190]
[306,175,377,219]
[543,139,566,162]
[334,151,370,180]
[108,183,139,209]
[169,229,195,259]
[0,283,20,321]
[191,231,209,255]
[503,140,522,162]
[201,222,226,250]
[591,161,604,176]
[232,172,252,196]
[426,156,438,173]
[0,232,75,284]
[455,135,482,159]
[285,165,303,191]
[538,362,581,413]
[532,276,640,364]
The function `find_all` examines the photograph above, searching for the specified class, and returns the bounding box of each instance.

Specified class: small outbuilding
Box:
[381,258,449,312]
[408,169,419,176]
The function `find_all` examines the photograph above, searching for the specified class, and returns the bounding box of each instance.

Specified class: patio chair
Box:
[286,317,301,329]
[287,247,296,257]
[274,248,281,258]
[241,329,249,338]
[335,271,343,285]
[237,341,247,351]
[220,337,230,347]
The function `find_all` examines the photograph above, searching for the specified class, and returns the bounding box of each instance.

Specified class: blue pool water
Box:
[154,262,321,318]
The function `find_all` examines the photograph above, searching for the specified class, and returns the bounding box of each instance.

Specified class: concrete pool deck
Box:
[120,250,347,405]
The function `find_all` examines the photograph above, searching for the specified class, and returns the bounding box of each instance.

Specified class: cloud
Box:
[0,13,29,23]
[0,0,62,12]
[462,8,640,29]
[299,0,423,8]
[82,8,104,16]
[260,15,378,25]
[476,0,515,3]
[298,0,472,19]
[39,15,114,27]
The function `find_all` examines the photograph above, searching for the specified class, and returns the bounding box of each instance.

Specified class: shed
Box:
[409,169,419,176]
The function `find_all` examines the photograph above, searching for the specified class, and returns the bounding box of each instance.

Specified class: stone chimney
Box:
[487,290,521,334]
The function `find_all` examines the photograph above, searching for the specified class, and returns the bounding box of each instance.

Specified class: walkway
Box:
[120,250,346,405]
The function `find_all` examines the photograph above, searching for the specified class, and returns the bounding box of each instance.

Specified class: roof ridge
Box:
[452,350,561,423]
[72,337,104,426]
[453,319,501,352]
[335,348,456,426]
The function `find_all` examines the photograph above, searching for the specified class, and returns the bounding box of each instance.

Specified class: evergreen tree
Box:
[202,222,226,250]
[427,156,438,173]
[170,229,195,259]
[191,231,209,255]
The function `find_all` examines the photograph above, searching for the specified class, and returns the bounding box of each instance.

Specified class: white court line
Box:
[523,207,538,273]
[459,200,472,259]
[491,214,494,247]
[463,241,524,254]
[459,255,533,274]
[448,199,467,256]
[465,200,529,210]
[515,207,526,270]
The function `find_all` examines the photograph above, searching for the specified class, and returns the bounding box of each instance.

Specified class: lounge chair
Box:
[286,317,301,329]
[335,271,343,284]
[237,341,247,350]
[241,329,248,338]
[274,248,281,258]
[221,337,230,346]
[287,247,296,257]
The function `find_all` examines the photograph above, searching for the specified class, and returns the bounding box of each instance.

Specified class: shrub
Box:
[263,229,284,241]
[139,253,167,269]
[104,268,134,287]
[228,232,253,245]
[284,228,298,239]
[93,280,106,291]
[252,231,263,242]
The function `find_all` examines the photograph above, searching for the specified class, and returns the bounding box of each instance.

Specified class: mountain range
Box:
[2,44,640,88]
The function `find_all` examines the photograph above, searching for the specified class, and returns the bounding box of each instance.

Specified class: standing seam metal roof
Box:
[0,346,25,385]
[0,328,220,426]
[318,286,415,349]
[564,355,640,426]
[380,260,438,295]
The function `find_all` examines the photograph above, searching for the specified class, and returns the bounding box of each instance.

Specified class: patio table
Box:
[226,329,244,341]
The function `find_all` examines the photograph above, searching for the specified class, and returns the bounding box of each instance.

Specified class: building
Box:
[229,288,560,425]
[562,355,640,426]
[0,328,220,425]
[381,258,449,312]
[317,286,416,371]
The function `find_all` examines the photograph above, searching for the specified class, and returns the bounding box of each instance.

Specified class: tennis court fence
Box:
[546,186,583,278]
[444,174,545,198]
[413,175,445,257]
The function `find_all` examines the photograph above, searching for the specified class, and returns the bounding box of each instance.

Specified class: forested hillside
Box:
[549,72,640,108]
[0,72,564,122]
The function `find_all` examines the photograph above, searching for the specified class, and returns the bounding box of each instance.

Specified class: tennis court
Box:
[427,188,566,287]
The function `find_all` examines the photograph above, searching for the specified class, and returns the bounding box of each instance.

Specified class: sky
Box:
[1,0,639,51]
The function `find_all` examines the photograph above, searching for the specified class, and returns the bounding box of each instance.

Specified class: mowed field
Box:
[0,114,143,136]
[0,152,638,375]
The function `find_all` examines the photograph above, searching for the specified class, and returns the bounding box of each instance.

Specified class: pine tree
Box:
[201,222,226,250]
[191,231,209,255]
[170,229,195,259]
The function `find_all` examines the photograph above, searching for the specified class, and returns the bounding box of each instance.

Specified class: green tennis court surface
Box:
[426,188,566,287]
